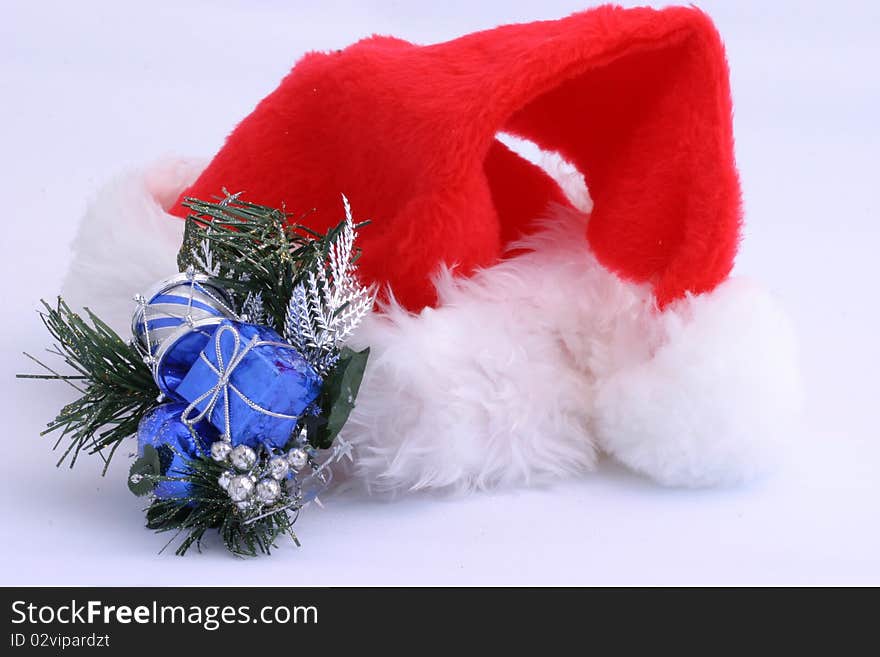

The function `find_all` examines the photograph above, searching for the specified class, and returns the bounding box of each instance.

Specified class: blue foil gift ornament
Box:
[176,320,322,449]
[137,402,218,499]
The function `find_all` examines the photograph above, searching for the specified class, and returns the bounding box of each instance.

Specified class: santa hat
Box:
[63,5,800,492]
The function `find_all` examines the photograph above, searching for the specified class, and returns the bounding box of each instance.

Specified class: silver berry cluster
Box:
[210,436,311,513]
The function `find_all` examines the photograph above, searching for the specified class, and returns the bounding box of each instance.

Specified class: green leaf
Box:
[128,445,161,496]
[312,346,369,449]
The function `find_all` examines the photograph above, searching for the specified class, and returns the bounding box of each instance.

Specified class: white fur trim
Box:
[62,162,802,492]
[62,158,204,332]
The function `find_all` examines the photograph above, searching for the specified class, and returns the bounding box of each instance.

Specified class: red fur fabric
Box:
[172,4,741,311]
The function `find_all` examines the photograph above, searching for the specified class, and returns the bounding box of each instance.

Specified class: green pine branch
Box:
[177,193,367,333]
[18,298,158,473]
[143,455,299,557]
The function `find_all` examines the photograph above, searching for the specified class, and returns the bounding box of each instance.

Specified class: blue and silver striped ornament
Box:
[131,272,236,358]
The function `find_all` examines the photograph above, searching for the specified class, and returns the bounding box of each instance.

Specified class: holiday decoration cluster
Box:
[20,193,373,555]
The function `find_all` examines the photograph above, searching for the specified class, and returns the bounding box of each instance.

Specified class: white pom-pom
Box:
[593,279,802,487]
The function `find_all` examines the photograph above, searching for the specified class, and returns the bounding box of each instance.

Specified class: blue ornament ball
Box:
[131,272,237,396]
[131,273,234,356]
[136,402,218,499]
[152,319,224,397]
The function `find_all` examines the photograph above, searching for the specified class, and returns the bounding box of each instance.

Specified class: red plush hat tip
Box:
[172,4,741,311]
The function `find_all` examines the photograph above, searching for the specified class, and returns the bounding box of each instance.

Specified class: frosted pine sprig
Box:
[191,230,221,277]
[284,195,373,374]
[241,291,266,325]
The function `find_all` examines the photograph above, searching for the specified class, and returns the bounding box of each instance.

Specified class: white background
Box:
[1,0,877,585]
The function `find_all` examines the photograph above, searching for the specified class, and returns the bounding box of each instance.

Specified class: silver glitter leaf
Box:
[284,195,373,374]
[241,290,266,325]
